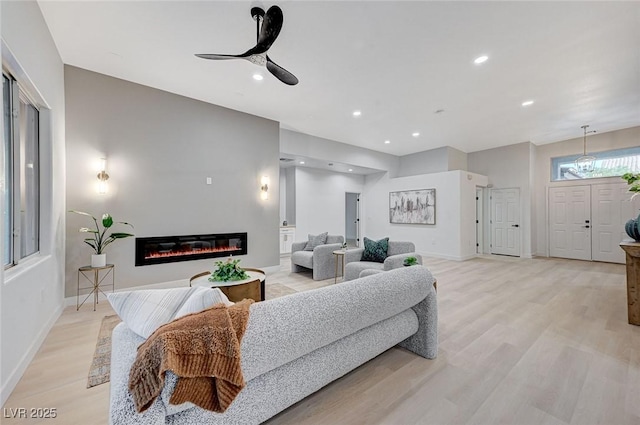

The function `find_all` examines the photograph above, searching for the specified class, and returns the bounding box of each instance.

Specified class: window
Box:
[551,147,640,181]
[3,72,40,269]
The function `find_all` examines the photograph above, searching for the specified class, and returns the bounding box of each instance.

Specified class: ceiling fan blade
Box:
[250,5,283,55]
[266,56,299,86]
[195,53,249,60]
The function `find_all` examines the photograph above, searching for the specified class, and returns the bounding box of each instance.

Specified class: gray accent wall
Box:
[64,66,280,297]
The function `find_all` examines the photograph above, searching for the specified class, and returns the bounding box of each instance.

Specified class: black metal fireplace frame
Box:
[135,232,247,266]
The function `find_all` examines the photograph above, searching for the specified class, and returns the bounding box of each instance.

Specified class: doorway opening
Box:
[345,192,360,248]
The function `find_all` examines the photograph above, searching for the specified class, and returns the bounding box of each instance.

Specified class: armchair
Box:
[343,241,422,281]
[291,235,345,280]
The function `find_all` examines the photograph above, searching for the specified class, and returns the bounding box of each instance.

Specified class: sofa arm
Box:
[384,253,423,271]
[312,243,343,263]
[344,248,364,264]
[291,241,307,253]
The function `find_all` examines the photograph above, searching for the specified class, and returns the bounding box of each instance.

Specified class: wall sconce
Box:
[260,176,269,200]
[97,157,109,194]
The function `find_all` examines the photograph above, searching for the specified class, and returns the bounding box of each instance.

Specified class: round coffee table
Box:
[190,268,266,302]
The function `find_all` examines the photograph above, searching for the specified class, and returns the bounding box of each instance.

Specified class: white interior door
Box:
[549,186,591,261]
[592,183,640,264]
[491,188,520,256]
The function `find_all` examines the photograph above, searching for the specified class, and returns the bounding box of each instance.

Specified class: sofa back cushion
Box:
[388,241,416,256]
[362,237,389,263]
[326,235,344,244]
[239,266,434,381]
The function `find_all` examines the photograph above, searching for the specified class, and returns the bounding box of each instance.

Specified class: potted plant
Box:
[70,210,134,267]
[403,256,418,266]
[622,173,640,242]
[209,258,250,282]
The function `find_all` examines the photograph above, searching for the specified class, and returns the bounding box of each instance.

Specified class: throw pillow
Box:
[304,232,328,251]
[362,237,389,263]
[108,286,232,339]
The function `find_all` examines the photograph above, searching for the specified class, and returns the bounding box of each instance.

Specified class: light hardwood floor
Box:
[3,255,639,424]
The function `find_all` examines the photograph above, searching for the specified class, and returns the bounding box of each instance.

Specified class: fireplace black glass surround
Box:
[135,232,247,266]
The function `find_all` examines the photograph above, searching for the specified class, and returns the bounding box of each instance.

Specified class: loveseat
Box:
[343,240,421,281]
[109,266,438,424]
[290,234,344,280]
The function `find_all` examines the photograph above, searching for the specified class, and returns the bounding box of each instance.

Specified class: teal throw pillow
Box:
[362,237,389,263]
[304,232,329,251]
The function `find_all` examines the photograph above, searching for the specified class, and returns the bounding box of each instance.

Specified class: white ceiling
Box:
[38,1,640,156]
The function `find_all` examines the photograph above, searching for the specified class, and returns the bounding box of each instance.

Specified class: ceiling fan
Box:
[195,5,299,86]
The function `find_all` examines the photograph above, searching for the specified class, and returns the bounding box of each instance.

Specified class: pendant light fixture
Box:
[575,124,596,174]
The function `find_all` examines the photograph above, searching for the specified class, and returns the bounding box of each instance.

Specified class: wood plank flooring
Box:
[3,255,639,424]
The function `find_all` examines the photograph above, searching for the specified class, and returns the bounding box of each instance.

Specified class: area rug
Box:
[87,314,121,388]
[265,282,298,299]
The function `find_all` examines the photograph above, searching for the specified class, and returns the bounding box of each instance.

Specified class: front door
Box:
[549,186,591,261]
[592,182,640,264]
[491,188,520,256]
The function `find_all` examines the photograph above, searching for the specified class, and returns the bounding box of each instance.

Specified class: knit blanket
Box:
[128,299,254,413]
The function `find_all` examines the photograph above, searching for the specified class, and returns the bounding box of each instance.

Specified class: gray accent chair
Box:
[290,235,344,280]
[109,266,437,425]
[343,241,422,281]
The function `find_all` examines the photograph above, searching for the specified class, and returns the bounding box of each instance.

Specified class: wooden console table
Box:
[619,241,640,326]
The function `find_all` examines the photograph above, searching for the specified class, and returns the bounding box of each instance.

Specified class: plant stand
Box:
[619,241,640,326]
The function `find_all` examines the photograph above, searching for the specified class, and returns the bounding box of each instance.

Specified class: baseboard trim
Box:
[0,303,63,406]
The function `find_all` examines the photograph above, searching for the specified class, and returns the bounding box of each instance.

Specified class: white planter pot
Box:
[91,254,107,268]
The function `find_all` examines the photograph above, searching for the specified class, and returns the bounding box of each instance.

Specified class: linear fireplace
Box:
[135,232,247,266]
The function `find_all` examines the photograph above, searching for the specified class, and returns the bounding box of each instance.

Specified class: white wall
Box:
[280,129,399,175]
[468,142,534,257]
[363,170,488,260]
[533,126,640,256]
[397,147,450,177]
[0,1,66,404]
[64,66,281,296]
[279,170,286,224]
[294,167,364,242]
[285,167,296,225]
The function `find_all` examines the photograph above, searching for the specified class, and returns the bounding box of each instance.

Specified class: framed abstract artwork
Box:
[389,188,436,224]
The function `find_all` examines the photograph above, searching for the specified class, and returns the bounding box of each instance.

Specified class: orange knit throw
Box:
[128,299,254,413]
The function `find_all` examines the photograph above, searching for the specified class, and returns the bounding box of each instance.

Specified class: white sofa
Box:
[109,266,438,424]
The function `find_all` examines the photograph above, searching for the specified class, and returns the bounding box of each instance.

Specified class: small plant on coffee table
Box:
[403,256,418,266]
[209,258,250,282]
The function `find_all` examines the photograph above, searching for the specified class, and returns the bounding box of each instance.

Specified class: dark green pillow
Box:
[362,237,389,263]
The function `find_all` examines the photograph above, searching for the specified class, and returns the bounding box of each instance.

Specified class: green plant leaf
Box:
[109,232,135,239]
[102,214,114,228]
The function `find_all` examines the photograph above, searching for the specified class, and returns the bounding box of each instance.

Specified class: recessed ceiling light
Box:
[352,110,362,117]
[299,161,305,164]
[384,140,391,144]
[252,74,264,81]
[474,55,489,64]
[348,169,353,172]
[521,100,534,107]
[412,132,420,137]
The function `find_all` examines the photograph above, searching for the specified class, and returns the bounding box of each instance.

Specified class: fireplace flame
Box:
[145,245,242,259]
